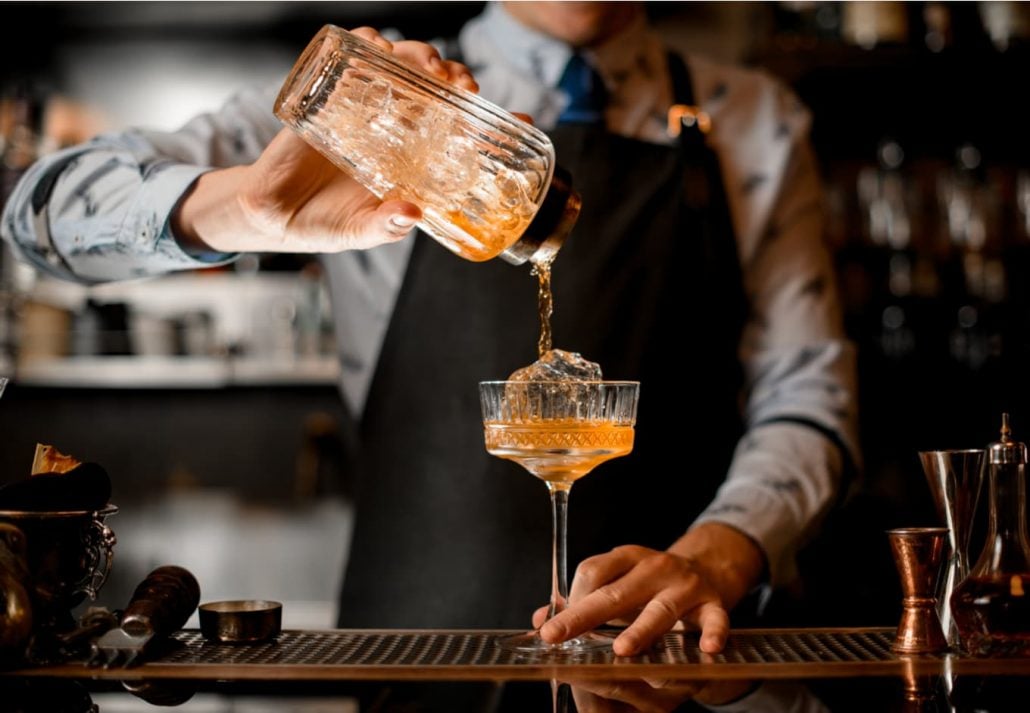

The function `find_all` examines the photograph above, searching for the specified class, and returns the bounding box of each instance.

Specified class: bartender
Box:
[1,2,857,656]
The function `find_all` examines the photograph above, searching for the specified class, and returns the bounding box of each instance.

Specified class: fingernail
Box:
[388,214,417,231]
[700,634,724,653]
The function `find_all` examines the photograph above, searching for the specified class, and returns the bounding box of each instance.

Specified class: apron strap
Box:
[665,52,733,228]
[666,51,696,106]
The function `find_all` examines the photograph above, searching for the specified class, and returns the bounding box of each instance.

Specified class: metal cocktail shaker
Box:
[918,449,985,647]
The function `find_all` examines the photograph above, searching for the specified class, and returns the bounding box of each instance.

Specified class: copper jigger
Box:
[918,449,984,647]
[888,527,948,654]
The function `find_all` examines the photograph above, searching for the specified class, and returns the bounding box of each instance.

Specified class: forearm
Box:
[695,419,849,586]
[1,141,228,283]
[0,84,287,283]
[708,124,858,585]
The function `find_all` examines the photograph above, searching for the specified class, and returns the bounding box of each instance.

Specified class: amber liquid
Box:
[952,574,1030,656]
[483,420,634,485]
[532,259,554,357]
[440,208,532,262]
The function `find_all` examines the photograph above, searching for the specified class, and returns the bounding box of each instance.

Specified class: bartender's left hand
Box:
[533,522,765,656]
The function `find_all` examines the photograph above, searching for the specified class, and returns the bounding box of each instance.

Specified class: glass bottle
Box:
[275,25,580,266]
[951,413,1030,656]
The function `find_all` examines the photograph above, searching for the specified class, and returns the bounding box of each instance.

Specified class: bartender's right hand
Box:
[170,27,479,256]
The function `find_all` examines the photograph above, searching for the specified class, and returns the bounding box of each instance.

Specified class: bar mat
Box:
[17,628,1027,681]
[159,628,896,667]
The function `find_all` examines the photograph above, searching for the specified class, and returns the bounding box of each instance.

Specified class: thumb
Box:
[364,199,422,243]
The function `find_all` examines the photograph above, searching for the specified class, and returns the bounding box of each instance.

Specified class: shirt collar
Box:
[481,2,571,87]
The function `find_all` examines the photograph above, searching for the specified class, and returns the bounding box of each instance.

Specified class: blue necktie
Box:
[557,53,607,125]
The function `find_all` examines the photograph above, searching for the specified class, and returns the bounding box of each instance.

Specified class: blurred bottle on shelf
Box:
[922,2,953,53]
[979,1,1030,51]
[842,1,909,49]
[770,1,843,50]
[937,144,1006,373]
[855,139,928,362]
[1,85,45,373]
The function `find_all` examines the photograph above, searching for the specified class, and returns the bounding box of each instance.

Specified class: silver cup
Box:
[918,449,985,647]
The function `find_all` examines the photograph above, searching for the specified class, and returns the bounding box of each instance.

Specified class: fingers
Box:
[512,112,535,125]
[540,547,651,644]
[350,30,479,91]
[531,605,549,629]
[568,678,704,713]
[542,580,643,645]
[542,547,653,645]
[391,39,447,78]
[390,42,478,91]
[541,546,731,657]
[691,600,730,654]
[613,591,687,656]
[443,60,479,92]
[349,26,393,52]
[569,546,646,604]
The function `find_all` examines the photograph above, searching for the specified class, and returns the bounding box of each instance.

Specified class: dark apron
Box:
[338,54,747,629]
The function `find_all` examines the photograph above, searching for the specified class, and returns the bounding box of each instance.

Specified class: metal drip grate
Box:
[48,628,908,681]
[27,628,1007,682]
[26,626,997,684]
[160,629,898,668]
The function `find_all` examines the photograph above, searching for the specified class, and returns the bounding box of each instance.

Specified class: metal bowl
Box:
[198,600,282,643]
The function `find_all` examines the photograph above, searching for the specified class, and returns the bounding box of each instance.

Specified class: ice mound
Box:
[508,349,602,382]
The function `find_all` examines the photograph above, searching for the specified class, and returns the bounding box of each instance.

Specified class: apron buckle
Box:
[667,105,712,138]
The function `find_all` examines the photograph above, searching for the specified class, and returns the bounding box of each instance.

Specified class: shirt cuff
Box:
[703,681,829,713]
[123,163,238,268]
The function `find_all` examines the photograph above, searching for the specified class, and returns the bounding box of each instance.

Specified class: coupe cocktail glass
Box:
[479,380,639,652]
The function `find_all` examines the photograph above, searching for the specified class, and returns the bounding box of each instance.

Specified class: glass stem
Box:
[547,483,572,622]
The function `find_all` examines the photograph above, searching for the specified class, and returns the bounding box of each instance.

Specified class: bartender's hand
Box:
[533,522,765,656]
[171,27,479,256]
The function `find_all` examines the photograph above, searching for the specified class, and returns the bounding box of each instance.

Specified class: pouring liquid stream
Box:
[532,258,554,358]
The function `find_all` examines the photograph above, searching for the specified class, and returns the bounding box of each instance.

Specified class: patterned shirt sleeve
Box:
[1,84,280,283]
[691,67,859,585]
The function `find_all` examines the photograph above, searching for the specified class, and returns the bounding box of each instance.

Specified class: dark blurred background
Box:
[2,1,1030,627]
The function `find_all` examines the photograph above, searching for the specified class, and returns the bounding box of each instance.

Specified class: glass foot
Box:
[496,629,614,654]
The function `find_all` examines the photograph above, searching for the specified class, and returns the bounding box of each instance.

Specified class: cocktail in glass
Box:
[479,380,639,652]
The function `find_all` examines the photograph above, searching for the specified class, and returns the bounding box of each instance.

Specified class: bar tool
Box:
[918,449,985,646]
[25,607,118,665]
[198,600,282,643]
[888,527,948,654]
[88,565,200,667]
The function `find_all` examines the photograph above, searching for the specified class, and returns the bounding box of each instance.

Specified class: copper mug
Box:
[0,505,116,631]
